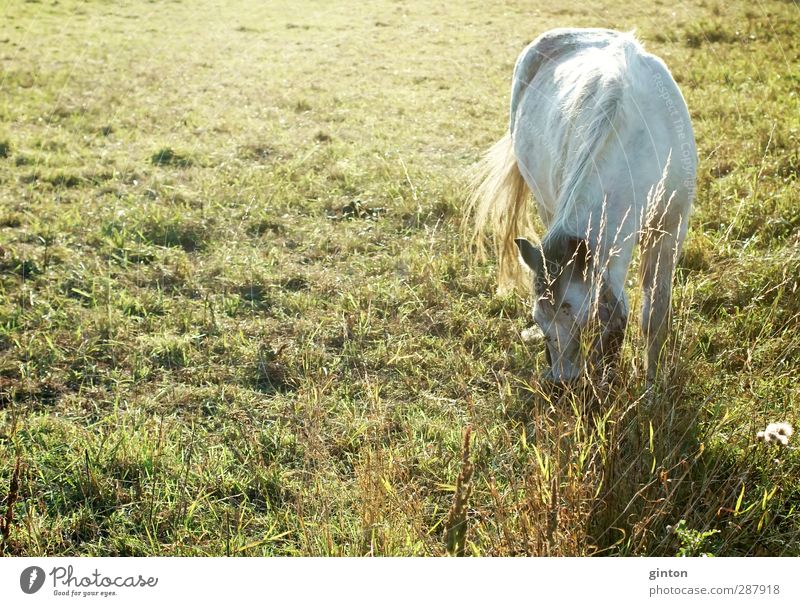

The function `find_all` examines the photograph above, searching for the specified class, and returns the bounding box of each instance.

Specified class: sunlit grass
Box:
[0,0,798,556]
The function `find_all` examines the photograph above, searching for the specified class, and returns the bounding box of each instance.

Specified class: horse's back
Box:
[510,28,696,240]
[509,28,623,134]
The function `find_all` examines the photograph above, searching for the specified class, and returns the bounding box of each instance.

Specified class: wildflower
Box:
[757,422,794,446]
[770,422,794,438]
[521,326,544,343]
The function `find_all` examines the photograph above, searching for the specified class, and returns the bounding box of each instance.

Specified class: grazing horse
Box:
[467,28,697,384]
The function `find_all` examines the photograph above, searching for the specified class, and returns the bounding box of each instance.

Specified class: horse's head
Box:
[515,234,627,384]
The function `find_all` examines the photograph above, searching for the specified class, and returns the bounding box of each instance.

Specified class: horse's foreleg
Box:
[640,218,687,385]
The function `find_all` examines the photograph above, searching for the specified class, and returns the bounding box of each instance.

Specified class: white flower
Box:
[767,422,794,438]
[521,326,544,343]
[757,422,794,446]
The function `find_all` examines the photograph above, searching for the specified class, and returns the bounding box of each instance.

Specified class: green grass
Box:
[0,0,798,556]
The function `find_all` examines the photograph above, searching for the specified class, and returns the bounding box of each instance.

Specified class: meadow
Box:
[0,0,798,556]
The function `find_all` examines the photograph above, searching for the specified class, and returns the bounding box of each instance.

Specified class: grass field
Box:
[1,0,798,556]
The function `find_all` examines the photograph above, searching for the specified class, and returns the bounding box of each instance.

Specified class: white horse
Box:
[468,28,697,384]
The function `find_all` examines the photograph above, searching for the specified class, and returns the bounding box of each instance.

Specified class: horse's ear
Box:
[514,238,544,276]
